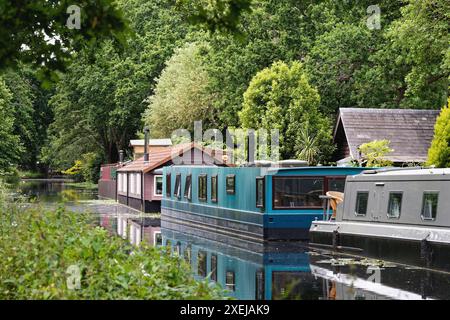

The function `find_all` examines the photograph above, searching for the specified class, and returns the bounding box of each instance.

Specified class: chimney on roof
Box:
[144,126,150,163]
[119,150,124,164]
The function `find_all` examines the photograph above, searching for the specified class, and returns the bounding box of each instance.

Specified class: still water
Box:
[14,180,450,300]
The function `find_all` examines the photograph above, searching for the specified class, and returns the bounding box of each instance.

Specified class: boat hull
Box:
[310,221,450,271]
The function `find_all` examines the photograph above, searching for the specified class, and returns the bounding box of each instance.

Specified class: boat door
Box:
[370,183,385,222]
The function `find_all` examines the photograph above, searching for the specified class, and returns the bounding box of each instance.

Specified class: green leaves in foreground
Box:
[0,204,227,299]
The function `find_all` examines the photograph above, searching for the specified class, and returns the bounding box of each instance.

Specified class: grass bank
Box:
[64,181,98,190]
[0,196,227,299]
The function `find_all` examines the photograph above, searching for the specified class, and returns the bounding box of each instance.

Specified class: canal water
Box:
[13,180,450,300]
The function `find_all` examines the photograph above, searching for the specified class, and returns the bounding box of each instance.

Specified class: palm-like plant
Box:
[296,124,320,165]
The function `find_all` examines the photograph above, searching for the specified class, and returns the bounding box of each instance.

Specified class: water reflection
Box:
[14,180,450,300]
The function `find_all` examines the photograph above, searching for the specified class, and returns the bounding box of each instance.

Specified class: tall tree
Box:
[0,78,22,171]
[239,61,334,162]
[143,42,217,138]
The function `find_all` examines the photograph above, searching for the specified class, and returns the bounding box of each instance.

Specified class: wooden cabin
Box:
[333,108,439,166]
[116,142,229,213]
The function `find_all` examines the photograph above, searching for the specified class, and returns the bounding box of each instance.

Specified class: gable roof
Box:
[334,108,440,163]
[117,142,229,173]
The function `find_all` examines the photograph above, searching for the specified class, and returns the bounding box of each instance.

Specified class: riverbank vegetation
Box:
[0,195,227,299]
[0,0,448,180]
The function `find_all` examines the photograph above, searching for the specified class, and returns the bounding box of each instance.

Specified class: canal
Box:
[13,179,450,300]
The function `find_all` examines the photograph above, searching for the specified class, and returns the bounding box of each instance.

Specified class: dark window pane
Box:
[184,174,192,200]
[226,175,235,194]
[211,175,218,203]
[154,233,162,246]
[421,192,439,220]
[226,271,235,291]
[273,177,324,209]
[165,173,171,197]
[197,251,207,277]
[255,270,265,300]
[328,178,346,193]
[211,254,218,281]
[387,192,402,218]
[155,176,163,195]
[198,175,207,201]
[355,192,369,216]
[256,177,265,208]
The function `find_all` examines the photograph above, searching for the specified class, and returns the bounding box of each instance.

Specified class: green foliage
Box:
[240,61,334,162]
[427,99,450,168]
[62,160,83,182]
[0,78,23,172]
[0,0,129,83]
[179,0,252,34]
[143,42,217,137]
[358,139,394,167]
[2,67,54,170]
[0,203,227,299]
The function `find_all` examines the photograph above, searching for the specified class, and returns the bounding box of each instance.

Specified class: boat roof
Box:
[360,167,450,176]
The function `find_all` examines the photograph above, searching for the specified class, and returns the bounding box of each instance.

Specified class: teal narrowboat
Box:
[161,165,368,242]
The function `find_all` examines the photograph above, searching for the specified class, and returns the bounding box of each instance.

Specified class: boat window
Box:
[165,173,171,197]
[211,254,218,282]
[273,177,324,209]
[256,177,265,208]
[184,245,192,264]
[226,174,236,194]
[355,192,369,216]
[421,192,439,221]
[184,174,192,201]
[175,241,182,256]
[226,271,236,291]
[197,250,207,277]
[154,175,163,196]
[387,192,403,218]
[154,232,162,246]
[198,174,207,201]
[211,175,218,203]
[327,177,346,193]
[174,174,182,199]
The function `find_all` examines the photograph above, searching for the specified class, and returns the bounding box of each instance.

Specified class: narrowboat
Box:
[161,163,368,243]
[310,168,450,270]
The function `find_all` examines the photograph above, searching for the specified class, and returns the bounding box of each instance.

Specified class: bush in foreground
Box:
[0,202,227,299]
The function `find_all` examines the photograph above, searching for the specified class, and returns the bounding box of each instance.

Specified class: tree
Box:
[0,79,23,171]
[239,61,334,162]
[358,139,394,167]
[427,99,450,168]
[0,0,128,81]
[43,0,191,170]
[143,42,216,138]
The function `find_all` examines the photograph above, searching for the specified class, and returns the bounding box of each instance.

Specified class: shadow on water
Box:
[13,180,450,300]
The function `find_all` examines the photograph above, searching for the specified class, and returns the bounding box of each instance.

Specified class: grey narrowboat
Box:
[310,168,450,270]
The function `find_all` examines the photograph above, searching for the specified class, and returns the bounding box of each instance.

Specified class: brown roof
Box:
[117,142,228,173]
[335,108,440,163]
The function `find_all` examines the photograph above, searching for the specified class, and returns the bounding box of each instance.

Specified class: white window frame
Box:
[131,173,136,194]
[154,175,163,196]
[136,173,141,197]
[153,231,162,246]
[118,173,122,192]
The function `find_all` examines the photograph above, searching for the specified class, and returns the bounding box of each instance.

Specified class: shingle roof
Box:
[335,108,440,163]
[117,142,228,173]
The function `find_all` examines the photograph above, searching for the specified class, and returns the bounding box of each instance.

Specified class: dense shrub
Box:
[0,203,227,299]
[427,99,450,168]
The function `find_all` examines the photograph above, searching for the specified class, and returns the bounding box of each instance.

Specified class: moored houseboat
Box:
[310,168,450,270]
[161,164,368,243]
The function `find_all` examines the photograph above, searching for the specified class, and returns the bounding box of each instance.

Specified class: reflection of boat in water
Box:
[160,228,448,300]
[310,168,450,271]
